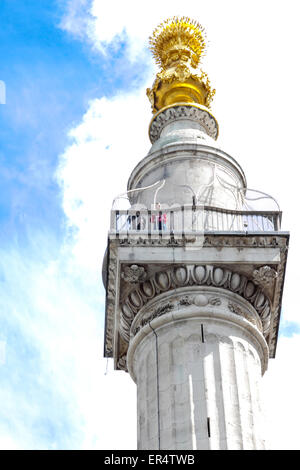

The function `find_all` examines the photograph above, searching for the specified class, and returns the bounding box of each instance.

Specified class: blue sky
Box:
[0,0,300,450]
[0,2,87,243]
[0,0,128,449]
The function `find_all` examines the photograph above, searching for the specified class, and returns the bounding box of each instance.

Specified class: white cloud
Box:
[56,89,152,273]
[59,0,93,41]
[0,231,137,449]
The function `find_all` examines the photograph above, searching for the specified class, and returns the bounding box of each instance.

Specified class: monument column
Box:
[103,17,289,450]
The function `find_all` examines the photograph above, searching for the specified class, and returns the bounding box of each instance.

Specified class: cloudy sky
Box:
[0,0,299,450]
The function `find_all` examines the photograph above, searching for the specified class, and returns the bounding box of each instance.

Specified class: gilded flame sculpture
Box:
[146,17,216,114]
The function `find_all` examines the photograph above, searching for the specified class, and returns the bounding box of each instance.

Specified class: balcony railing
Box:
[109,205,282,238]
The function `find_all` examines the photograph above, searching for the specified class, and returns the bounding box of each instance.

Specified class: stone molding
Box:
[120,264,271,344]
[127,304,269,382]
[104,242,118,358]
[117,233,287,249]
[149,105,218,143]
[130,286,263,339]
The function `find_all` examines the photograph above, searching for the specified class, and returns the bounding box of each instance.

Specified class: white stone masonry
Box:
[127,288,268,450]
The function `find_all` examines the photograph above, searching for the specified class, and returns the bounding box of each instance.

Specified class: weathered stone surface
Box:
[127,141,246,210]
[127,299,267,450]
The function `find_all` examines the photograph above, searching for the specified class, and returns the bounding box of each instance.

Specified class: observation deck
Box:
[110,205,282,238]
[109,179,284,239]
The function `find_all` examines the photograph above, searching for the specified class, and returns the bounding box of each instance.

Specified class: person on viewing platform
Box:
[151,203,167,230]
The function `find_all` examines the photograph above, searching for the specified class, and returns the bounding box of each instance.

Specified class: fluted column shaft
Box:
[127,289,268,450]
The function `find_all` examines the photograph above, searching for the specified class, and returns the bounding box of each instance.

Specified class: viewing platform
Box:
[110,205,282,238]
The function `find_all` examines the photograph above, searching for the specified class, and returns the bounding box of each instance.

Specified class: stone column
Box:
[127,287,268,450]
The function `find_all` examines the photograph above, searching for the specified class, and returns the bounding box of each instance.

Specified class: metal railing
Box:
[109,205,282,237]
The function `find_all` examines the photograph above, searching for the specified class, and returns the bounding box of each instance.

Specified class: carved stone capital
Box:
[103,233,289,367]
[120,264,271,344]
[130,286,263,340]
